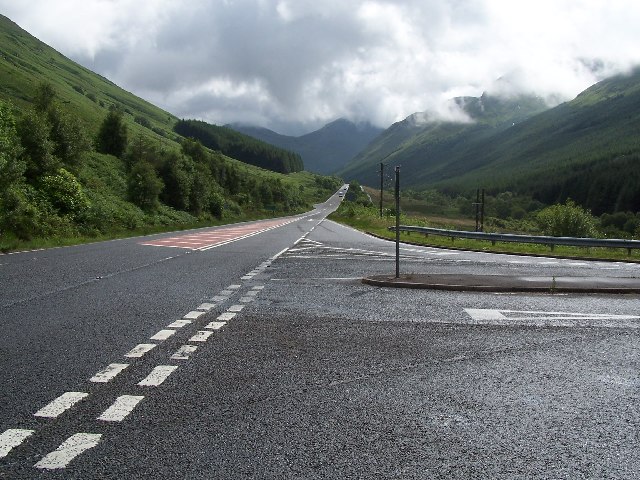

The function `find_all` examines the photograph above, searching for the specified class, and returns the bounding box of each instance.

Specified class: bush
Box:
[128,161,163,211]
[40,168,89,215]
[536,199,599,237]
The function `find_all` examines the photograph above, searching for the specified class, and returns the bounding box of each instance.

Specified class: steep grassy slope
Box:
[340,70,640,214]
[338,93,548,186]
[0,15,341,249]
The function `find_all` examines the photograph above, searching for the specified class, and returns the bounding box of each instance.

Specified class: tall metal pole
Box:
[395,166,400,278]
[379,163,384,217]
[475,188,480,232]
[480,188,485,232]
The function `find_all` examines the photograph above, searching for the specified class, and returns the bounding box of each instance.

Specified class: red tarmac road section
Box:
[139,218,297,250]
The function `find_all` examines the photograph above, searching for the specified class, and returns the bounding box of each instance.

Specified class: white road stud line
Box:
[150,329,176,341]
[228,304,245,312]
[98,395,144,422]
[166,319,192,328]
[124,343,157,358]
[34,392,89,418]
[0,429,34,459]
[217,312,236,321]
[183,310,205,319]
[90,363,129,383]
[137,366,178,387]
[34,433,102,470]
[205,321,226,330]
[189,330,213,342]
[171,345,198,360]
[197,303,216,311]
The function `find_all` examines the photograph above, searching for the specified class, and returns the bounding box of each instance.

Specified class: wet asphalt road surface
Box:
[1,193,640,479]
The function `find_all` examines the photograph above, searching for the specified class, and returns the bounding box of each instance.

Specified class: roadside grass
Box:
[329,203,640,263]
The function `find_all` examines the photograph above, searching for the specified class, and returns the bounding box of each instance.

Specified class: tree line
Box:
[174,119,304,174]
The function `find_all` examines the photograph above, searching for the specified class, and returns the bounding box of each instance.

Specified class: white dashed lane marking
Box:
[34,433,102,470]
[150,329,176,341]
[166,319,191,328]
[205,321,226,330]
[228,305,245,312]
[34,392,89,419]
[210,296,229,302]
[90,363,129,383]
[217,312,236,321]
[124,343,156,358]
[0,429,34,459]
[197,303,216,311]
[137,366,178,387]
[183,311,205,319]
[98,395,144,422]
[171,345,198,360]
[189,331,213,342]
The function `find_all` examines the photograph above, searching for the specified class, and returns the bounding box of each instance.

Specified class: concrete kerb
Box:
[362,274,640,294]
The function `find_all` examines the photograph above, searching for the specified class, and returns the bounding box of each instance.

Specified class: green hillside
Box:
[0,15,340,250]
[174,119,303,174]
[338,93,549,186]
[339,70,640,215]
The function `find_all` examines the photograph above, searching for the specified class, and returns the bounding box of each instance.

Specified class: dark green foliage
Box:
[127,160,163,211]
[174,119,304,174]
[17,109,59,180]
[40,167,89,215]
[159,151,194,211]
[134,115,151,128]
[47,105,91,168]
[536,200,599,237]
[96,108,128,158]
[0,100,24,190]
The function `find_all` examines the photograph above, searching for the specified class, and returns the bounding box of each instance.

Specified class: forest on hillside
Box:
[174,119,304,174]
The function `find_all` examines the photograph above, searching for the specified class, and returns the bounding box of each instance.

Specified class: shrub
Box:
[536,199,599,237]
[40,168,89,215]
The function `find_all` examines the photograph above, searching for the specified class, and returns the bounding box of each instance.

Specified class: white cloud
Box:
[2,0,639,133]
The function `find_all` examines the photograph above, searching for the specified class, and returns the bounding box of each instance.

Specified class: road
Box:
[1,188,639,479]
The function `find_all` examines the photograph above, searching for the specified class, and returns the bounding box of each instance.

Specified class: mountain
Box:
[338,93,549,186]
[229,118,384,174]
[0,14,341,246]
[339,69,640,214]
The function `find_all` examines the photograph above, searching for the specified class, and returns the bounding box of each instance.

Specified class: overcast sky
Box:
[2,0,639,135]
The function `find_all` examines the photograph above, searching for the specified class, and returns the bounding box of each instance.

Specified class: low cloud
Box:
[2,0,640,133]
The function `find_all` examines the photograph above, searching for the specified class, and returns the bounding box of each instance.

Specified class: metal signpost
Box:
[395,166,400,278]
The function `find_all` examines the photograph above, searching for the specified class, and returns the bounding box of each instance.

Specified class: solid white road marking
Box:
[228,305,245,312]
[171,345,198,360]
[137,366,178,387]
[205,321,226,330]
[217,312,236,321]
[124,343,156,358]
[150,329,176,341]
[0,429,34,459]
[189,330,213,342]
[464,308,640,328]
[90,363,129,383]
[34,392,89,418]
[98,395,144,422]
[166,319,191,328]
[197,303,216,311]
[183,311,205,319]
[34,433,102,470]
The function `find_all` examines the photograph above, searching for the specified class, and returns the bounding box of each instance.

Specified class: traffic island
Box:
[362,274,640,294]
